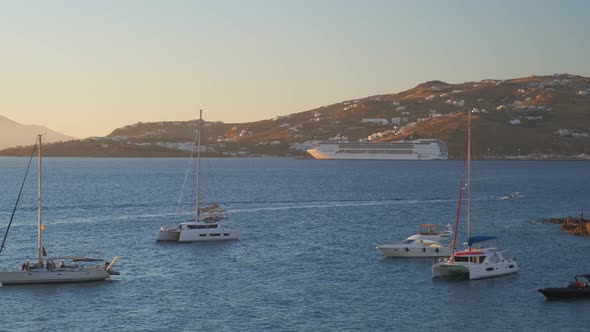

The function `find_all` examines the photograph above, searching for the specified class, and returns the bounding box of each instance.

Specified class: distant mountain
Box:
[1,74,589,158]
[0,116,76,149]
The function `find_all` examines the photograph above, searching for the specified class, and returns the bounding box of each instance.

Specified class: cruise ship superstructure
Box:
[306,139,448,160]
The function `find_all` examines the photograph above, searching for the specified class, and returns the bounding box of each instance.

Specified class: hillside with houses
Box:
[1,74,589,158]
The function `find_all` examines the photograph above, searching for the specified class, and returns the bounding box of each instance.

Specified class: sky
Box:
[1,0,589,138]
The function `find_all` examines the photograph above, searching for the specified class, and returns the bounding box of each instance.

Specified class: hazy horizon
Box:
[2,0,589,138]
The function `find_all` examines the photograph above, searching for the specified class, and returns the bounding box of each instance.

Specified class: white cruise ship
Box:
[306,139,448,160]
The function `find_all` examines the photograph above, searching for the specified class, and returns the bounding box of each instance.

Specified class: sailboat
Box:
[0,135,119,286]
[155,110,240,242]
[432,111,519,280]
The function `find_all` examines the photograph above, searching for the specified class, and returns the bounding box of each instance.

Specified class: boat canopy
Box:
[420,224,439,228]
[468,236,496,246]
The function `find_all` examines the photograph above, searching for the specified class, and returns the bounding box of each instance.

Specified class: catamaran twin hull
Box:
[306,139,448,160]
[0,270,111,285]
[155,226,240,242]
[432,257,519,280]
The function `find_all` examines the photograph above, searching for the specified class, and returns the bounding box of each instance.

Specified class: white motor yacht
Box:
[376,238,452,258]
[406,223,453,241]
[375,223,453,258]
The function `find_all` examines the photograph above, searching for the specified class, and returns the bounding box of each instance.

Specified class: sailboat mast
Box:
[467,110,472,250]
[37,134,43,262]
[195,110,202,219]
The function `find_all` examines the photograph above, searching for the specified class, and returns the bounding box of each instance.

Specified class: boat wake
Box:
[228,197,490,214]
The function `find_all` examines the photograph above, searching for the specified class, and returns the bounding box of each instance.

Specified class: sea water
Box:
[0,157,589,331]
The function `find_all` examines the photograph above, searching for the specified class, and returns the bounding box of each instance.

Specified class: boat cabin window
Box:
[454,256,486,263]
[402,239,415,244]
[187,224,218,230]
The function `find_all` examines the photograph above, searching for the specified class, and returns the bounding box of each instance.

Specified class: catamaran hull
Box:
[432,262,519,280]
[155,228,181,241]
[0,270,110,285]
[377,245,452,258]
[178,229,240,242]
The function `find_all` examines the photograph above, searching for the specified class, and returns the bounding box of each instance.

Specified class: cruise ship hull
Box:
[307,150,444,160]
[306,139,448,160]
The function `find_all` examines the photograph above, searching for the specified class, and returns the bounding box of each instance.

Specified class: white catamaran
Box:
[155,110,240,242]
[0,135,119,286]
[431,111,519,280]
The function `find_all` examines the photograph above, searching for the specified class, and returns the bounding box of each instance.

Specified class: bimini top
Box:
[468,236,496,246]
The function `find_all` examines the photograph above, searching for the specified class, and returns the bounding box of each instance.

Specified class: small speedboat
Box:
[500,192,524,200]
[538,275,590,300]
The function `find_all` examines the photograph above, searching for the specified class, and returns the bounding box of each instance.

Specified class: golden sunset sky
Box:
[1,0,588,137]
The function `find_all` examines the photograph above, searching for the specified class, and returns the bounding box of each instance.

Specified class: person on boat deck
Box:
[33,260,44,269]
[60,261,65,268]
[21,261,30,271]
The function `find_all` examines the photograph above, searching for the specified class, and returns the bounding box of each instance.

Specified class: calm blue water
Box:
[0,157,589,331]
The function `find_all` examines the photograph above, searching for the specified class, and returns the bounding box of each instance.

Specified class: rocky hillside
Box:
[0,116,75,149]
[1,74,589,158]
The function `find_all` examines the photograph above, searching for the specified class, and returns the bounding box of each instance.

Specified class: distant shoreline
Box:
[0,155,589,160]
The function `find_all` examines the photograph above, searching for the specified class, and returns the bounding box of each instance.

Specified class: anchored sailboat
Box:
[155,110,239,242]
[0,135,118,285]
[432,111,519,280]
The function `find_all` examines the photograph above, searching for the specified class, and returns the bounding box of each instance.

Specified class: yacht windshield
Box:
[402,239,415,244]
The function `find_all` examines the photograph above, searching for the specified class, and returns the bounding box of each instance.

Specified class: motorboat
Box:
[376,238,452,258]
[500,192,524,200]
[155,110,239,242]
[0,135,119,286]
[538,275,590,300]
[407,223,453,241]
[432,111,519,280]
[376,224,453,257]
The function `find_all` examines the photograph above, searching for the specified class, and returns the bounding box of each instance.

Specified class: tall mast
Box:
[37,134,43,262]
[195,110,202,219]
[467,110,472,250]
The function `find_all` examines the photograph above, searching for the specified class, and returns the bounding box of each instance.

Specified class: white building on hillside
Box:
[361,118,388,125]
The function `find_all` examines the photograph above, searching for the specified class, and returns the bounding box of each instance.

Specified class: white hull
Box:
[307,150,442,160]
[307,139,448,160]
[432,261,519,280]
[377,244,452,258]
[155,228,180,241]
[178,228,240,242]
[0,269,110,285]
[432,248,519,280]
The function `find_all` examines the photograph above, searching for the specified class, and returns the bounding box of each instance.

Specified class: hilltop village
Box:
[1,74,589,158]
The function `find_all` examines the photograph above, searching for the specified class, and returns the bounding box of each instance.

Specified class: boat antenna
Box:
[195,110,202,219]
[467,109,472,252]
[0,138,38,255]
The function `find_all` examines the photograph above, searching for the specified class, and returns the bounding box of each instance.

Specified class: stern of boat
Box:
[155,227,180,242]
[432,262,470,279]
